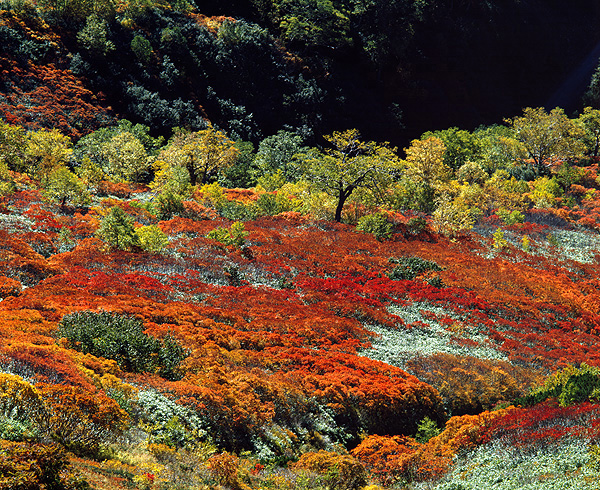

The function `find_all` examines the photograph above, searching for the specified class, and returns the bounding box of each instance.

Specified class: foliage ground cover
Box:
[4,85,600,488]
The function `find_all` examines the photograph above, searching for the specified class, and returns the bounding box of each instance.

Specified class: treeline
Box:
[2,104,600,239]
[2,0,600,145]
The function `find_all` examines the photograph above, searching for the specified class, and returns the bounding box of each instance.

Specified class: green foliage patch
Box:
[518,363,600,407]
[96,206,137,250]
[356,212,393,241]
[388,256,443,281]
[56,311,186,380]
[206,221,248,247]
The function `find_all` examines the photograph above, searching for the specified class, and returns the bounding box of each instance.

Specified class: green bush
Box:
[206,221,248,247]
[155,190,185,220]
[0,418,37,442]
[77,14,115,56]
[356,212,393,241]
[426,275,445,289]
[497,208,525,225]
[414,416,441,443]
[406,216,427,235]
[518,363,600,407]
[136,389,209,449]
[56,311,186,380]
[255,191,295,216]
[131,34,153,63]
[135,224,169,253]
[388,256,443,281]
[218,200,259,221]
[96,206,137,250]
[560,371,600,406]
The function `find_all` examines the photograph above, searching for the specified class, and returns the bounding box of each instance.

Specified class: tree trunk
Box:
[334,187,353,222]
[186,160,197,186]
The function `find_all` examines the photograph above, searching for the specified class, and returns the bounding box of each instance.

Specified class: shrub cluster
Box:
[387,256,443,281]
[518,363,600,407]
[356,212,393,241]
[293,451,368,490]
[56,311,186,380]
[0,441,89,490]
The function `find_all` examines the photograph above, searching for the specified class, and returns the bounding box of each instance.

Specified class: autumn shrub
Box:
[207,451,246,490]
[351,435,420,485]
[356,212,393,241]
[36,383,129,456]
[405,353,539,415]
[492,227,509,250]
[0,276,21,299]
[293,451,367,490]
[388,256,442,281]
[256,169,287,192]
[56,311,186,379]
[0,441,89,490]
[352,409,514,486]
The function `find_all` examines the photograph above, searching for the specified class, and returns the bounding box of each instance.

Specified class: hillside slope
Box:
[1,176,600,487]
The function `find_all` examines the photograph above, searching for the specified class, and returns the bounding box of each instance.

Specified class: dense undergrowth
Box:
[1,131,600,487]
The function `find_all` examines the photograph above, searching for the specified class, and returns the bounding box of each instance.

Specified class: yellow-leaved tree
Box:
[102,131,151,183]
[25,129,72,182]
[156,125,240,187]
[389,136,450,213]
[299,129,402,222]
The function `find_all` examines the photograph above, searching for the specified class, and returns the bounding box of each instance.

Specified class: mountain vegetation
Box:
[4,0,600,488]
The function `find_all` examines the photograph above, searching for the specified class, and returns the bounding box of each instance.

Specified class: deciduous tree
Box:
[25,129,73,182]
[43,166,91,207]
[400,137,450,212]
[102,131,151,183]
[505,107,584,173]
[0,121,26,172]
[163,125,239,185]
[300,129,402,222]
[576,106,600,157]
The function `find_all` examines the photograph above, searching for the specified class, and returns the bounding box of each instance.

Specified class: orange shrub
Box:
[0,276,21,299]
[405,353,542,414]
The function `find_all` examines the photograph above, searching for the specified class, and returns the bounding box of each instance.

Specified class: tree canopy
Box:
[300,129,402,222]
[505,107,585,174]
